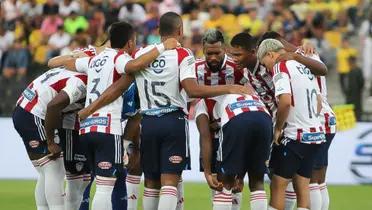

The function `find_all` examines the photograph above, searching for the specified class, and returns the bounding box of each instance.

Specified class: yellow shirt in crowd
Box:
[337,47,358,74]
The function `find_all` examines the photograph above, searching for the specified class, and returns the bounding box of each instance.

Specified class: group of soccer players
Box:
[12,11,337,210]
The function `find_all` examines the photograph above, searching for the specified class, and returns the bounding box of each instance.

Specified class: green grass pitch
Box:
[0,180,371,210]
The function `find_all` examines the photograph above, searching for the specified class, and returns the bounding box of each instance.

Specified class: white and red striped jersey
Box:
[75,48,132,135]
[273,60,325,144]
[16,67,87,122]
[245,60,277,118]
[317,76,337,134]
[195,55,247,86]
[133,46,196,116]
[195,94,269,128]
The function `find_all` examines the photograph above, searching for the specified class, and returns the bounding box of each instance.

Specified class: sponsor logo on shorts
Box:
[169,156,183,164]
[80,116,109,128]
[29,140,39,148]
[76,162,84,172]
[97,161,112,169]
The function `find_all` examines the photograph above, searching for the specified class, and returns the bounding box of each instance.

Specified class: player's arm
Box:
[273,70,292,145]
[79,74,135,120]
[195,101,222,191]
[124,38,179,74]
[48,51,89,69]
[276,52,327,76]
[44,91,70,159]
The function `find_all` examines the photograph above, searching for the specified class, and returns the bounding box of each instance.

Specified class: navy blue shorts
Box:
[271,139,321,179]
[313,133,336,169]
[12,106,49,155]
[59,129,90,175]
[80,132,123,178]
[199,138,219,173]
[140,111,190,180]
[218,111,272,176]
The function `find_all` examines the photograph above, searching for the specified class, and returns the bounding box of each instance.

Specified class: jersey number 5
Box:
[144,79,171,109]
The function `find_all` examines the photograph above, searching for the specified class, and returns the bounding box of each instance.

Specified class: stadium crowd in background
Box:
[0,0,371,118]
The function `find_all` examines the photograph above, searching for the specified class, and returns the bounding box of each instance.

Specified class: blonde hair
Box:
[257,39,284,62]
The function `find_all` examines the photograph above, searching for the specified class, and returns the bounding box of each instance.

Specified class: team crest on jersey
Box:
[29,140,39,148]
[225,74,234,84]
[169,156,183,164]
[75,162,84,172]
[98,161,112,169]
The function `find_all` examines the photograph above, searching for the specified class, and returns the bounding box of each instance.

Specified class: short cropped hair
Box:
[230,32,256,51]
[257,31,282,47]
[109,21,135,49]
[202,29,224,45]
[257,39,284,61]
[159,12,182,36]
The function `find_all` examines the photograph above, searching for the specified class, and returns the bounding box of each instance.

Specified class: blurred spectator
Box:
[238,8,264,37]
[2,39,29,80]
[143,2,161,40]
[0,27,15,66]
[1,0,21,29]
[256,0,272,20]
[88,10,106,45]
[59,0,80,17]
[146,27,161,45]
[18,0,43,18]
[359,10,372,82]
[204,4,239,39]
[40,13,63,37]
[346,56,364,121]
[47,25,71,59]
[183,6,207,38]
[118,1,146,26]
[233,0,248,16]
[64,12,89,35]
[159,0,181,16]
[337,36,358,96]
[43,0,59,15]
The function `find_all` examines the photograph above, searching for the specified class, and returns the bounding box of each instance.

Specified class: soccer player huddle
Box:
[12,11,336,210]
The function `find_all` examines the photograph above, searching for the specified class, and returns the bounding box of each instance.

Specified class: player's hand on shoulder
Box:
[209,119,220,132]
[163,38,181,50]
[47,142,62,160]
[228,84,252,95]
[300,40,316,55]
[204,173,223,191]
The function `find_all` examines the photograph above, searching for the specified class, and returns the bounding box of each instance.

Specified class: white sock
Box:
[143,188,160,210]
[319,183,329,210]
[309,183,322,210]
[268,206,278,210]
[285,182,297,210]
[92,176,116,210]
[298,208,309,210]
[213,188,232,210]
[65,174,90,210]
[43,157,65,210]
[250,190,267,210]
[34,162,48,210]
[231,192,242,210]
[126,175,141,210]
[158,186,178,210]
[176,179,184,210]
[211,189,216,205]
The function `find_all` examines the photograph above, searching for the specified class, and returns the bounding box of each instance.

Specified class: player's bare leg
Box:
[270,175,290,210]
[293,174,311,210]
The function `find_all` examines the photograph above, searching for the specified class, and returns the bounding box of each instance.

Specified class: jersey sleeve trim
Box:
[176,48,192,65]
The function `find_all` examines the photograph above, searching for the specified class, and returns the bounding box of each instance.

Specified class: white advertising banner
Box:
[1,118,372,184]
